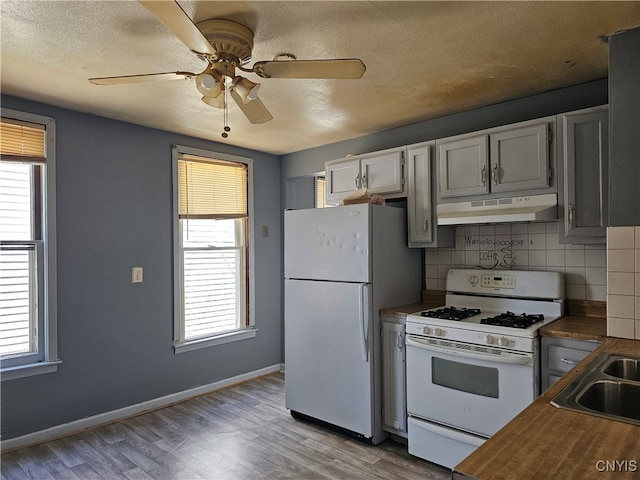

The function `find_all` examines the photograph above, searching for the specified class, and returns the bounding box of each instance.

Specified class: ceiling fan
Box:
[89,0,366,132]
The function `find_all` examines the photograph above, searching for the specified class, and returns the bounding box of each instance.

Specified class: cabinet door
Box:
[407,144,433,245]
[540,336,599,392]
[325,157,361,205]
[361,150,404,194]
[562,108,609,239]
[438,135,489,198]
[490,123,550,193]
[382,321,407,434]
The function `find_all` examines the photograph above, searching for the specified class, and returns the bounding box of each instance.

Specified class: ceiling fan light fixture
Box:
[232,76,260,104]
[196,72,222,97]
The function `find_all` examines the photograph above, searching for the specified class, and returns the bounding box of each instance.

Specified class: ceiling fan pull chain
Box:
[222,84,230,138]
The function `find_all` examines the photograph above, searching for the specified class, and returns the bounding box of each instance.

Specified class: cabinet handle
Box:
[492,163,499,185]
[397,333,404,351]
[568,204,575,229]
[354,174,361,189]
[560,357,577,365]
[423,219,429,233]
[480,165,486,185]
[362,173,368,188]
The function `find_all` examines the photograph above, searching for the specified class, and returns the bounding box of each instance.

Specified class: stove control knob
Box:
[484,334,494,345]
[422,326,431,335]
[434,328,443,336]
[469,275,480,286]
[498,337,509,347]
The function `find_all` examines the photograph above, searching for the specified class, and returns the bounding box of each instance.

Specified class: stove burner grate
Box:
[421,306,481,321]
[480,312,544,329]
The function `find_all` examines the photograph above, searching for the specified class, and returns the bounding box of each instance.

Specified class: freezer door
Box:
[284,204,371,282]
[285,279,374,438]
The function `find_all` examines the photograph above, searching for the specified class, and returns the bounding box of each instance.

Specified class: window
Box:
[315,176,326,208]
[1,109,58,379]
[172,145,255,353]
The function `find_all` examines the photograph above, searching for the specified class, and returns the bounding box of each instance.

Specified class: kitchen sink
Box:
[603,357,640,381]
[576,380,640,421]
[551,353,640,427]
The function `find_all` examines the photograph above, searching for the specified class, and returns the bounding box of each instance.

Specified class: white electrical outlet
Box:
[132,267,143,283]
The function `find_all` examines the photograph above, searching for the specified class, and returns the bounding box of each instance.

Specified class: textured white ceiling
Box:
[2,1,640,155]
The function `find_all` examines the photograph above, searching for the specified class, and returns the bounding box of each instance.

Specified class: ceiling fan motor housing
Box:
[196,18,254,64]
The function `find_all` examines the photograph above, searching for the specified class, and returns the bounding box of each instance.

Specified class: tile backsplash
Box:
[606,226,640,340]
[425,222,607,301]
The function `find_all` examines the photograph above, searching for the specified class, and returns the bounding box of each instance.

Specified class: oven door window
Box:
[432,357,499,398]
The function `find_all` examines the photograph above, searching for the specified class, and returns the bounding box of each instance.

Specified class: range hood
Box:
[437,193,558,225]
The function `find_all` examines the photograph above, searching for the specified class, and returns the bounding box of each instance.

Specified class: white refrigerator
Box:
[284,204,421,444]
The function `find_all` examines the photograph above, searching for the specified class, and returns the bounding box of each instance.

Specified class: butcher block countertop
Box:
[539,315,607,342]
[539,299,607,341]
[379,290,445,318]
[453,337,640,480]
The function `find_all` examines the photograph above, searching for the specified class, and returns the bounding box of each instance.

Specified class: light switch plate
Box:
[132,267,143,283]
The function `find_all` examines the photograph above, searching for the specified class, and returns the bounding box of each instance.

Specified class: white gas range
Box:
[405,269,564,469]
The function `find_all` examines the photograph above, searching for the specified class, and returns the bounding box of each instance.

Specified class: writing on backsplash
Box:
[466,236,522,269]
[464,237,526,248]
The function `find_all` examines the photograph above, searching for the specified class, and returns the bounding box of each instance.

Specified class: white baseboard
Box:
[2,363,284,452]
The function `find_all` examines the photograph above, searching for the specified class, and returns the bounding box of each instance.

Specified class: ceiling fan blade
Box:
[253,59,366,79]
[89,72,195,85]
[230,90,273,124]
[138,0,215,55]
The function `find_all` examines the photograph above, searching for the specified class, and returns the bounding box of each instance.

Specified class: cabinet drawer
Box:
[548,345,592,373]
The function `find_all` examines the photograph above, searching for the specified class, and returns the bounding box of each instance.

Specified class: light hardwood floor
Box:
[1,373,451,480]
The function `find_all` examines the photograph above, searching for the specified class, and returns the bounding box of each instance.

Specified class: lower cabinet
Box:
[382,317,407,437]
[540,336,600,392]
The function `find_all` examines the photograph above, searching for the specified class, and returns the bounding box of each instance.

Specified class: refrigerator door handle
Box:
[359,284,370,362]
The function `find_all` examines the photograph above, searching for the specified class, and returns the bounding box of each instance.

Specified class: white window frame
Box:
[1,108,59,381]
[172,145,256,354]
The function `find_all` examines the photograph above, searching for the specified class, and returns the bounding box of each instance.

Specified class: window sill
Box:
[1,360,62,381]
[174,328,257,354]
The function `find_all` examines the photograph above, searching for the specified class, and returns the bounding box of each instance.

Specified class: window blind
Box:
[0,118,46,163]
[316,176,326,208]
[178,154,247,219]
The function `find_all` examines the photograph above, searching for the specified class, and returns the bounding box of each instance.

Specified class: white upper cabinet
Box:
[490,123,550,192]
[438,119,553,200]
[406,142,454,248]
[325,157,361,204]
[361,151,404,193]
[558,105,609,243]
[325,148,405,205]
[438,135,489,198]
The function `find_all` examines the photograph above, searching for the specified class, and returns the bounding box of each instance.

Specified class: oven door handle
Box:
[406,335,532,365]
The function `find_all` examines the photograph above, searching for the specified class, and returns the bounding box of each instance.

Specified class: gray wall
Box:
[1,95,283,440]
[609,26,640,226]
[0,77,617,441]
[281,79,609,180]
[285,176,316,210]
